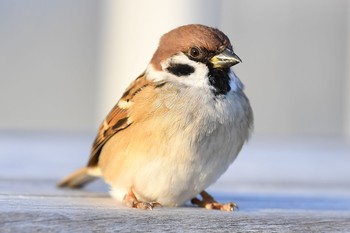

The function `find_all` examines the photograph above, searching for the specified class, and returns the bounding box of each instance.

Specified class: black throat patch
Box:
[208,67,231,96]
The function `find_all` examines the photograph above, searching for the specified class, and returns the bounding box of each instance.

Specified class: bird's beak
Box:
[210,48,242,68]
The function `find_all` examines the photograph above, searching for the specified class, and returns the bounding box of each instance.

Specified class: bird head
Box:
[147,24,242,95]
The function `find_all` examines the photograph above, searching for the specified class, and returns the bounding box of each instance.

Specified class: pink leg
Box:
[191,190,238,212]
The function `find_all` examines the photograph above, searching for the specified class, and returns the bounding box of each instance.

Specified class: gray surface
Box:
[2,194,350,232]
[1,132,350,232]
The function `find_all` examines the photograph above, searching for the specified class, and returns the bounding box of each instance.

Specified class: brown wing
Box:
[87,73,152,167]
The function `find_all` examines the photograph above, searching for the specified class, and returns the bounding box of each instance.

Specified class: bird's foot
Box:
[126,200,162,210]
[123,188,162,210]
[191,190,238,212]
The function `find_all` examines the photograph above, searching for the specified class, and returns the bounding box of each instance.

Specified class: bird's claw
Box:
[196,200,238,212]
[134,201,162,210]
[191,191,239,212]
[123,188,162,210]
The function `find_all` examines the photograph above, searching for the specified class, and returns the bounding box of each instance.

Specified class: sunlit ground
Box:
[1,132,350,231]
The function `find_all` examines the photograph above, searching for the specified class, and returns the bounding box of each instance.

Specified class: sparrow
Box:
[58,24,253,211]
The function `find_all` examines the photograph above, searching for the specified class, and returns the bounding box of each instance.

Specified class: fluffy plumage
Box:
[59,24,253,211]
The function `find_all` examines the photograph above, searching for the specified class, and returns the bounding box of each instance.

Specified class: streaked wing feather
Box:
[87,73,151,167]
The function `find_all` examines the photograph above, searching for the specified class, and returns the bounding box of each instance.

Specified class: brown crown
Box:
[150,24,232,70]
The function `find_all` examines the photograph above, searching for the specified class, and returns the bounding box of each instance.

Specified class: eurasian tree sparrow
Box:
[59,24,253,211]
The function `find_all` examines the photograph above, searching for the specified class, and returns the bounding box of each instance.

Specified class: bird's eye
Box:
[189,47,200,58]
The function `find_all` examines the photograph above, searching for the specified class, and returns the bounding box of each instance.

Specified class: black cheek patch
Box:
[167,63,195,76]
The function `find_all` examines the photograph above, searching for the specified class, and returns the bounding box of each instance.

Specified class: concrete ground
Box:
[1,132,350,232]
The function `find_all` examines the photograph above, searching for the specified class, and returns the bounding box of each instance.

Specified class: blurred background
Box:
[1,0,350,196]
[1,0,349,138]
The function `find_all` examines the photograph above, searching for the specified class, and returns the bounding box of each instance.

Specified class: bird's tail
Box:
[57,166,102,188]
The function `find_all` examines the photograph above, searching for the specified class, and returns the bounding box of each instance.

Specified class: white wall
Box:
[346,1,350,139]
[221,0,348,137]
[0,0,100,132]
[0,0,349,138]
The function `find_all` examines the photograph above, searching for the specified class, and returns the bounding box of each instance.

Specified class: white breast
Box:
[109,81,252,206]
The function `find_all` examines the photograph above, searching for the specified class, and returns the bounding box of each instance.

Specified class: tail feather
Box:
[58,167,102,188]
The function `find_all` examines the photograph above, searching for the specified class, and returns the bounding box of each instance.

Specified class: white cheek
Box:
[174,62,210,89]
[146,53,211,90]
